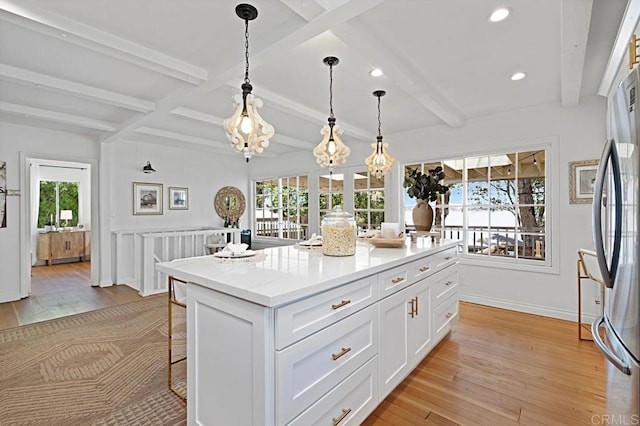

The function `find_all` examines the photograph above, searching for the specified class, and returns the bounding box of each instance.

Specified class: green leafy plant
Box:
[403,166,449,202]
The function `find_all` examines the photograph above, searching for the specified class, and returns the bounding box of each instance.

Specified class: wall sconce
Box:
[143,161,156,174]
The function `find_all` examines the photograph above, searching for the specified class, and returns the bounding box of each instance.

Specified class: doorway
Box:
[19,154,100,299]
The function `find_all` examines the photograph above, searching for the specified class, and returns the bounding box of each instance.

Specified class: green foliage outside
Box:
[37,181,79,228]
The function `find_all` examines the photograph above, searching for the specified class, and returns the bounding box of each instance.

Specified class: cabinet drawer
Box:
[287,356,379,426]
[276,275,377,349]
[433,246,457,271]
[412,256,434,281]
[378,263,413,298]
[276,305,378,425]
[432,268,458,307]
[434,294,458,339]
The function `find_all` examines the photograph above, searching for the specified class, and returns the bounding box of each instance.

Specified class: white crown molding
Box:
[0,63,155,112]
[0,0,207,84]
[0,101,118,131]
[560,0,593,107]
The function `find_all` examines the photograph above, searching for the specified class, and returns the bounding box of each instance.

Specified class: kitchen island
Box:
[157,238,460,425]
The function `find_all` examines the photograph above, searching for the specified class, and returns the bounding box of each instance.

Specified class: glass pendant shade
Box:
[314,56,349,170]
[224,4,274,162]
[366,90,394,179]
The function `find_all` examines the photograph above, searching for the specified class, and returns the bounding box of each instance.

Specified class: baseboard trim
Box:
[459,293,593,322]
[139,287,167,297]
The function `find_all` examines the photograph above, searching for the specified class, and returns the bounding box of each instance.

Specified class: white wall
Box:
[0,122,99,302]
[99,140,249,285]
[250,95,608,321]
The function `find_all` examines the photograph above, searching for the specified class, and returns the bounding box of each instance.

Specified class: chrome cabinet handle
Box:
[332,408,351,425]
[592,316,631,375]
[331,347,351,361]
[331,299,351,310]
[391,277,404,284]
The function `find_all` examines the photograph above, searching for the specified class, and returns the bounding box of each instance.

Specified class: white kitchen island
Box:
[157,238,460,426]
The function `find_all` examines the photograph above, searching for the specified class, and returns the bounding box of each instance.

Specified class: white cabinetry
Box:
[163,240,460,425]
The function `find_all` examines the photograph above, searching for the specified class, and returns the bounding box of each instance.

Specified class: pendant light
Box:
[365,90,394,179]
[224,4,274,162]
[313,56,350,170]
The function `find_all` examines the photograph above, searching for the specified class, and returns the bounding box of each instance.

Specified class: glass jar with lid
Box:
[321,206,356,256]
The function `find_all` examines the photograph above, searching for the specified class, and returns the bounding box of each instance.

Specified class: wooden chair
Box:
[168,275,187,401]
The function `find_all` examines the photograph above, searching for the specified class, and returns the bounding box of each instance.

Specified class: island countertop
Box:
[156,238,459,307]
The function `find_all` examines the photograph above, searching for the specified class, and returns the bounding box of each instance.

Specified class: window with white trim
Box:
[254,176,308,240]
[404,148,548,263]
[318,173,344,224]
[353,169,385,230]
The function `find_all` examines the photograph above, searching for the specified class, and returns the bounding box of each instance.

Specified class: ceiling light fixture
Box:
[142,161,156,174]
[365,90,394,179]
[489,8,510,22]
[533,154,537,165]
[224,3,274,163]
[370,68,384,77]
[511,72,526,81]
[313,56,350,171]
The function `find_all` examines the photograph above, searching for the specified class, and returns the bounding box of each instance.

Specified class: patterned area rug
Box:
[0,295,186,425]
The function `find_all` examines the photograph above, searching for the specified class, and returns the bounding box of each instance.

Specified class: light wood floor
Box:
[0,261,141,330]
[364,302,606,425]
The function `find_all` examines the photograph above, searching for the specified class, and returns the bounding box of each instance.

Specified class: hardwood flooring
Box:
[363,302,606,425]
[0,261,141,330]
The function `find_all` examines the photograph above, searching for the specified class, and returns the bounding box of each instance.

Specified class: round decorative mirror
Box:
[214,186,246,221]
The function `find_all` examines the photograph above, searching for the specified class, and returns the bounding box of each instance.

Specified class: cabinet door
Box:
[67,232,85,257]
[378,285,412,399]
[407,279,432,367]
[50,234,68,259]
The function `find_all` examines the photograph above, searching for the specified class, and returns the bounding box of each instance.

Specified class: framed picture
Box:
[169,187,189,210]
[569,160,599,204]
[133,182,163,215]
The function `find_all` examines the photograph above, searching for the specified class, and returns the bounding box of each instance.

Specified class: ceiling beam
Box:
[560,0,593,107]
[598,0,640,97]
[0,63,155,112]
[100,0,383,145]
[135,126,227,149]
[0,1,207,84]
[172,105,315,149]
[0,101,118,131]
[227,80,371,141]
[331,20,464,128]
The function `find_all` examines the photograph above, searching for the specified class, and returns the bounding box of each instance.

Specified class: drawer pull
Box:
[419,266,430,272]
[331,347,351,361]
[444,256,453,261]
[332,408,351,425]
[331,299,351,310]
[408,299,415,318]
[445,312,453,319]
[415,296,419,316]
[391,277,404,284]
[445,280,453,286]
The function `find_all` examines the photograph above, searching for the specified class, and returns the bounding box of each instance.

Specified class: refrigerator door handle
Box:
[592,315,632,375]
[592,139,623,288]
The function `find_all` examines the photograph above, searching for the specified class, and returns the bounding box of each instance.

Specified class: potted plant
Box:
[403,166,449,231]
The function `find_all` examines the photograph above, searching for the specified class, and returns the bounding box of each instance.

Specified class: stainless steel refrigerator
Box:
[592,68,640,417]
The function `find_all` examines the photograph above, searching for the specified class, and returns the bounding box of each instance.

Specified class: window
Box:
[37,180,79,228]
[353,170,385,230]
[318,173,344,224]
[254,176,308,240]
[404,148,548,264]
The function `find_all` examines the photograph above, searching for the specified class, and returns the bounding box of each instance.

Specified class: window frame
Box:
[400,137,558,274]
[253,175,309,241]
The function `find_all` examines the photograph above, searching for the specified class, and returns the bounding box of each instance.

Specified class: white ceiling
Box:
[0,0,630,158]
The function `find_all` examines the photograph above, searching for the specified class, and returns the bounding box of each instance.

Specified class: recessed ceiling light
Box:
[511,72,526,81]
[370,68,384,77]
[489,8,510,22]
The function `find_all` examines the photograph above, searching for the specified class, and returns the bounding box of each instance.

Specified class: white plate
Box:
[213,250,256,258]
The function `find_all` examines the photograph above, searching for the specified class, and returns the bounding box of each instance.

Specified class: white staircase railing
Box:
[113,227,241,296]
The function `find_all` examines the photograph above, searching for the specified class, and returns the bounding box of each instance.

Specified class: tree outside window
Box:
[37,181,79,228]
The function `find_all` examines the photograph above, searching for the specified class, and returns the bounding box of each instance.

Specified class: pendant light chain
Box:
[329,63,334,118]
[377,94,382,137]
[244,19,251,84]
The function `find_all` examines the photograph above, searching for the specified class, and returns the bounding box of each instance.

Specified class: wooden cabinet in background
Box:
[38,231,90,266]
